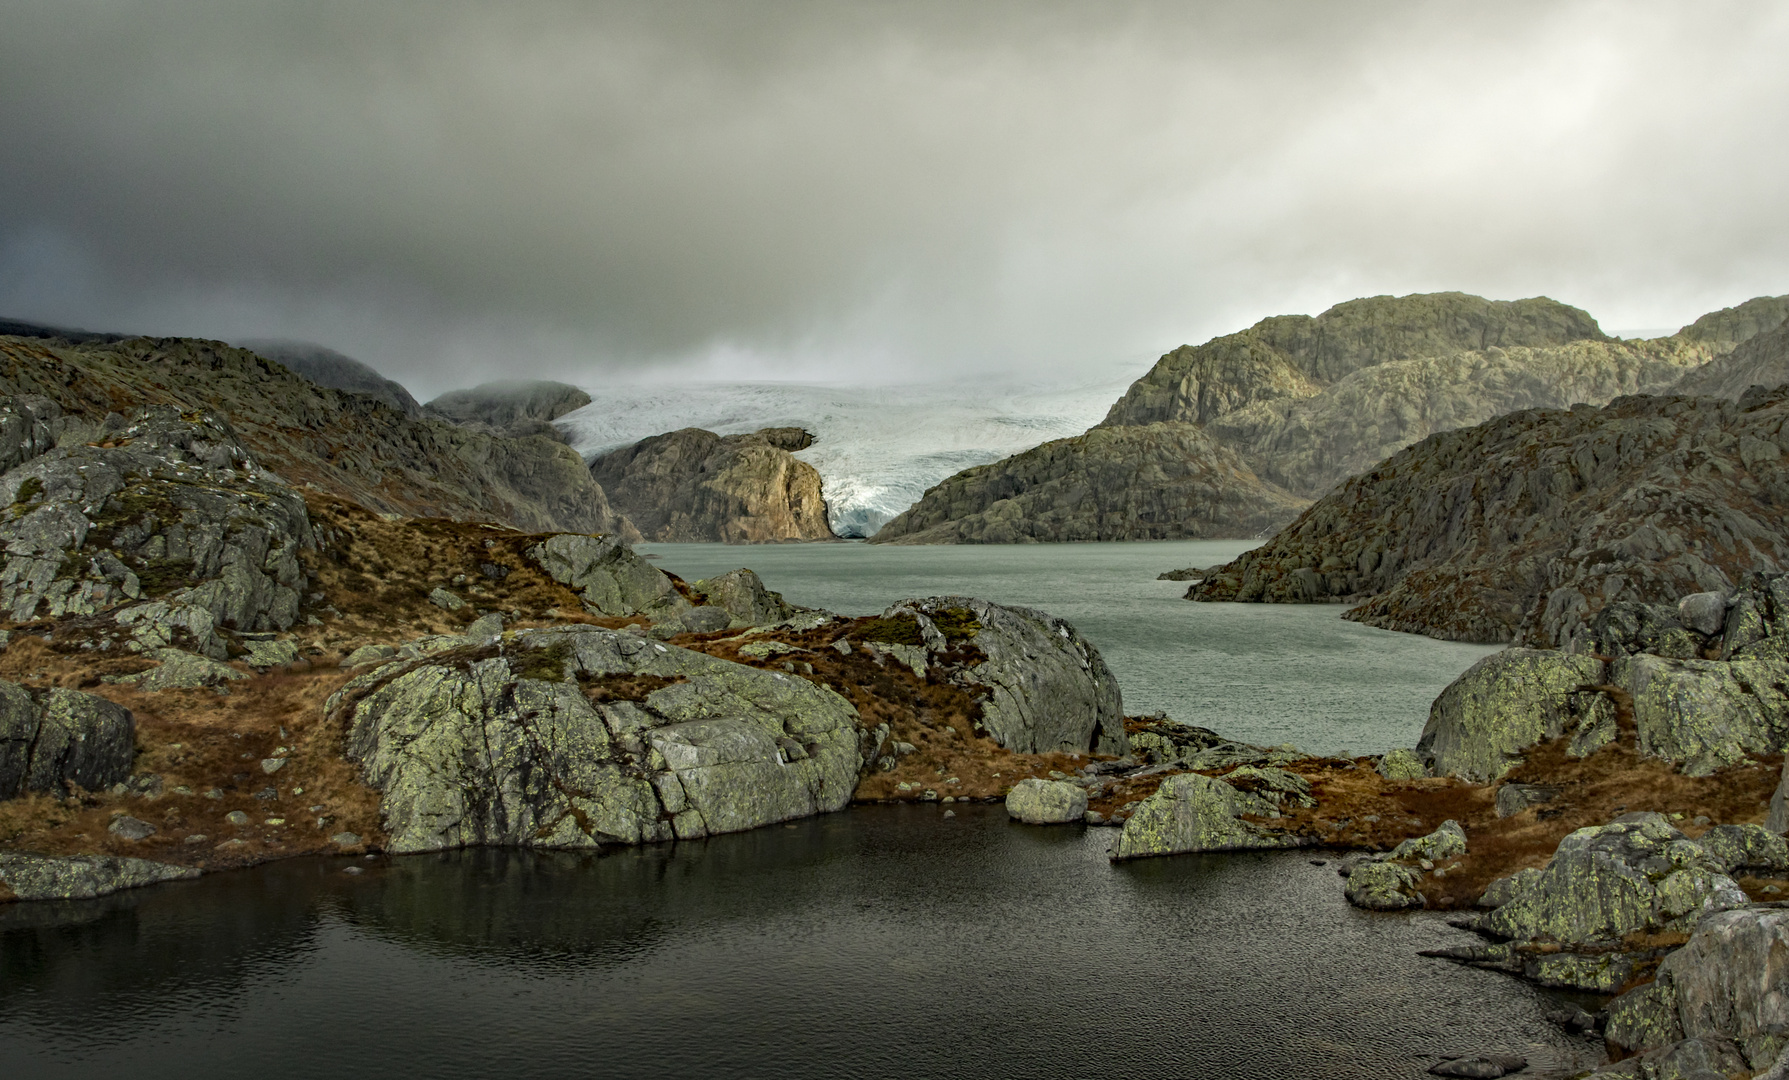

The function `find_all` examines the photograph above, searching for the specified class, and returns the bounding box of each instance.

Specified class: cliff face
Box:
[1673,318,1789,402]
[0,335,630,536]
[1674,294,1789,354]
[1099,292,1608,430]
[1189,388,1789,645]
[238,340,424,418]
[424,380,592,439]
[588,427,834,543]
[1208,336,1714,497]
[872,422,1307,544]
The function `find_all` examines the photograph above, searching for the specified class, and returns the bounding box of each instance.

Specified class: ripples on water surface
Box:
[639,539,1501,757]
[0,808,1600,1078]
[0,542,1553,1079]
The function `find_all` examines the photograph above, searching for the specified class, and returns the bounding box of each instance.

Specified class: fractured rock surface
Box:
[588,426,833,543]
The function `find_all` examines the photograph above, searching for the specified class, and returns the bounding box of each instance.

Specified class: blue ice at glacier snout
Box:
[556,377,1131,537]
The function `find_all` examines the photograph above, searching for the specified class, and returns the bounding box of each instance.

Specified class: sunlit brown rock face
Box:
[588,427,835,543]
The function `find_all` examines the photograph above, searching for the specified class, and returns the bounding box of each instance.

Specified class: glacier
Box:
[556,375,1131,537]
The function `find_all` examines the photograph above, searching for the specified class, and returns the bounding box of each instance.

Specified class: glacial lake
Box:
[0,541,1589,1079]
[639,538,1501,758]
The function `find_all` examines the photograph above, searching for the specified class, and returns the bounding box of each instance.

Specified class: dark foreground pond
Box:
[1,805,1601,1079]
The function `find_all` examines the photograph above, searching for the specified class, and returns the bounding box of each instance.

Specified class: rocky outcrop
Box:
[1674,315,1789,403]
[882,596,1127,755]
[0,405,314,634]
[588,427,833,543]
[1004,778,1087,824]
[1674,294,1789,355]
[239,340,423,418]
[1111,766,1313,859]
[1602,904,1789,1074]
[0,851,199,902]
[870,422,1309,544]
[0,334,626,534]
[1102,292,1609,430]
[1418,649,1614,781]
[526,533,691,622]
[0,681,135,797]
[1447,813,1748,992]
[425,380,592,439]
[1343,821,1468,911]
[338,625,862,853]
[689,569,797,628]
[1191,387,1789,645]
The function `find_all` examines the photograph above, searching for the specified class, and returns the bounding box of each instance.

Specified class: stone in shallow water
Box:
[0,851,198,901]
[1004,778,1086,824]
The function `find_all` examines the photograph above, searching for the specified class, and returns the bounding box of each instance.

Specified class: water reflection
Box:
[0,807,1604,1079]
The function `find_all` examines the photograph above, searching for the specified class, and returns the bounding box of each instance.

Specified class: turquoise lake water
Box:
[637,539,1501,758]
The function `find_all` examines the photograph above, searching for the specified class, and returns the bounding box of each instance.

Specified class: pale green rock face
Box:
[1418,648,1613,782]
[527,534,690,621]
[1375,748,1426,780]
[1616,654,1789,776]
[1004,778,1087,824]
[0,851,198,901]
[341,626,861,854]
[1111,769,1307,860]
[1388,819,1466,863]
[1480,814,1747,950]
[1344,861,1423,911]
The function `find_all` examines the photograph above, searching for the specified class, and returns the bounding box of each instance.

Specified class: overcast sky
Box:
[1,1,1785,398]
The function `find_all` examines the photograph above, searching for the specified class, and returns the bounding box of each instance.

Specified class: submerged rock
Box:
[338,625,861,854]
[1112,768,1312,860]
[0,851,199,902]
[1004,779,1088,825]
[0,681,135,798]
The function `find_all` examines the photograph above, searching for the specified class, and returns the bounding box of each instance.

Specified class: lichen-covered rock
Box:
[526,533,691,621]
[0,406,313,635]
[1417,649,1614,782]
[1345,861,1424,911]
[1604,905,1789,1070]
[1693,825,1789,875]
[0,851,199,902]
[889,596,1127,756]
[1389,819,1467,863]
[1126,715,1229,766]
[338,625,861,854]
[1112,768,1310,860]
[118,649,247,692]
[1375,748,1427,780]
[1004,778,1088,825]
[1477,867,1541,909]
[1614,654,1789,776]
[691,568,796,627]
[1478,813,1747,955]
[0,681,135,798]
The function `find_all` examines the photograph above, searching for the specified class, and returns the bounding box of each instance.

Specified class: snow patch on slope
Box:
[556,376,1129,537]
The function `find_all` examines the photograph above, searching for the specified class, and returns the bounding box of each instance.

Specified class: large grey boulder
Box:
[1693,825,1789,875]
[887,596,1127,756]
[1417,649,1614,782]
[0,681,135,798]
[691,568,797,628]
[1614,654,1789,776]
[526,533,691,622]
[1004,778,1087,825]
[0,406,313,633]
[1604,905,1789,1072]
[1464,813,1748,991]
[1112,767,1312,860]
[337,625,862,854]
[0,851,199,902]
[1345,861,1425,911]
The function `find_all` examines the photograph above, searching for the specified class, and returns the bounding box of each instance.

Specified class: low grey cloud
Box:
[1,0,1785,397]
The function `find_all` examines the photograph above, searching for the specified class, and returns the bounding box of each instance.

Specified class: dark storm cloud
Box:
[1,1,1786,395]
